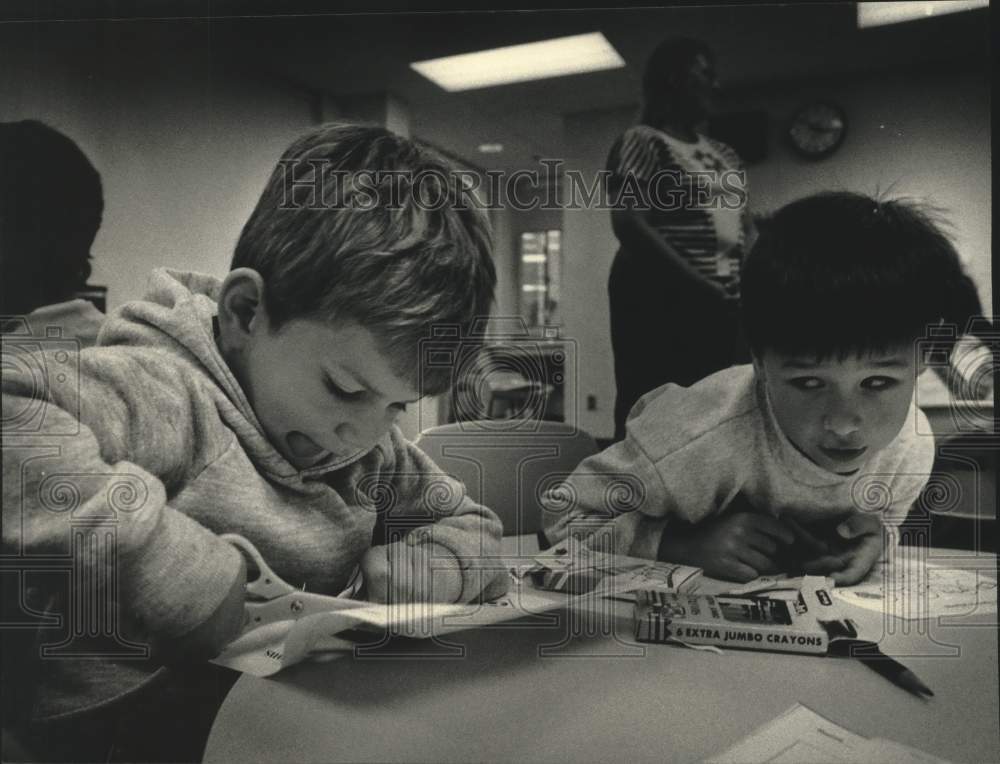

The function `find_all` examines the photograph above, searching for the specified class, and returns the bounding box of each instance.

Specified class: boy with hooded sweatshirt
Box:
[2,123,506,760]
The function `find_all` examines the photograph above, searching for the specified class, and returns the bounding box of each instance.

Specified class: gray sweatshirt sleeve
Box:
[375,428,508,602]
[541,433,673,559]
[2,345,244,647]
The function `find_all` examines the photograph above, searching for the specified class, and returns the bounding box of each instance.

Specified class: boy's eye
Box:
[788,377,823,391]
[325,378,365,400]
[862,376,899,391]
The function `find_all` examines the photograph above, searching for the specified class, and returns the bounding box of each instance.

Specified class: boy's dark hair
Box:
[641,37,714,126]
[0,120,104,315]
[232,122,496,396]
[740,191,982,360]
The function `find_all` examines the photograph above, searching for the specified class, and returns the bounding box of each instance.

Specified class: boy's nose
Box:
[822,408,861,438]
[335,409,396,451]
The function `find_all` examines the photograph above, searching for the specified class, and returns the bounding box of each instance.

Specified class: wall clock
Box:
[788,102,847,159]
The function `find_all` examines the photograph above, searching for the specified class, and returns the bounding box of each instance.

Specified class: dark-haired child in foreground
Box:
[545,191,983,585]
[2,123,506,760]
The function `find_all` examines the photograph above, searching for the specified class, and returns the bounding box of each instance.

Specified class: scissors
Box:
[220,533,367,635]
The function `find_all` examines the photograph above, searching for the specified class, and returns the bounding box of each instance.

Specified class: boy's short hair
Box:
[0,120,103,315]
[740,191,982,360]
[232,122,496,395]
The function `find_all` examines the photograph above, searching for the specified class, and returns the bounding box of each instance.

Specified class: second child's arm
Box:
[793,437,935,586]
[657,509,796,583]
[658,495,884,585]
[799,511,883,586]
[541,434,673,559]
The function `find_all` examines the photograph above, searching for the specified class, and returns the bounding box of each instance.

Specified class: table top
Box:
[204,548,998,764]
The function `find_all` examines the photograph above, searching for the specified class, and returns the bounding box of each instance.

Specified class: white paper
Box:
[863,738,955,764]
[212,574,581,677]
[834,558,997,620]
[707,703,869,763]
[532,539,703,597]
[690,574,808,597]
[706,703,954,764]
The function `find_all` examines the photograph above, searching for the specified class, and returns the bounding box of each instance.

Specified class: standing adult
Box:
[607,38,750,440]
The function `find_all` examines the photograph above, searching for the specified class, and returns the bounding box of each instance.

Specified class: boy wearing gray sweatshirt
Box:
[2,123,505,759]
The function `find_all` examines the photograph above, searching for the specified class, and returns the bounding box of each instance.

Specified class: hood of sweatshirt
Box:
[98,267,377,484]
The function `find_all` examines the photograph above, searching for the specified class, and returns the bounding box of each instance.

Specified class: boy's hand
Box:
[800,512,884,586]
[361,538,463,604]
[658,513,795,583]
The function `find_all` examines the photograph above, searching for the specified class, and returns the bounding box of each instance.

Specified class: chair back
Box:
[414,420,599,538]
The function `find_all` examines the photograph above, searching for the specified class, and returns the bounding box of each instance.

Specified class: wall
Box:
[727,70,991,309]
[560,107,629,440]
[1,22,466,440]
[1,20,314,310]
[561,69,991,440]
[489,206,517,321]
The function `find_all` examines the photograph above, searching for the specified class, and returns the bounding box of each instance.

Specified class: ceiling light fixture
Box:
[857,0,987,28]
[411,32,625,92]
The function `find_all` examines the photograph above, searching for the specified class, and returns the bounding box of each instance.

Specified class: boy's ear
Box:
[217,268,267,345]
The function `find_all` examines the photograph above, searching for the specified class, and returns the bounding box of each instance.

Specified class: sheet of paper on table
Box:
[834,557,997,620]
[211,558,667,678]
[689,574,806,597]
[534,539,830,601]
[706,703,954,764]
[529,537,703,596]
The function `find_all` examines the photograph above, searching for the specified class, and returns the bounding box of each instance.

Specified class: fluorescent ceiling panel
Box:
[411,32,625,92]
[858,0,987,28]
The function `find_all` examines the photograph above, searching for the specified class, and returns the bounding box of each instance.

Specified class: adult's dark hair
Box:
[740,191,981,360]
[232,122,496,395]
[640,37,715,126]
[0,120,104,315]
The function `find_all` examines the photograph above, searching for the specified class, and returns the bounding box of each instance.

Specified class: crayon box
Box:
[634,576,856,654]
